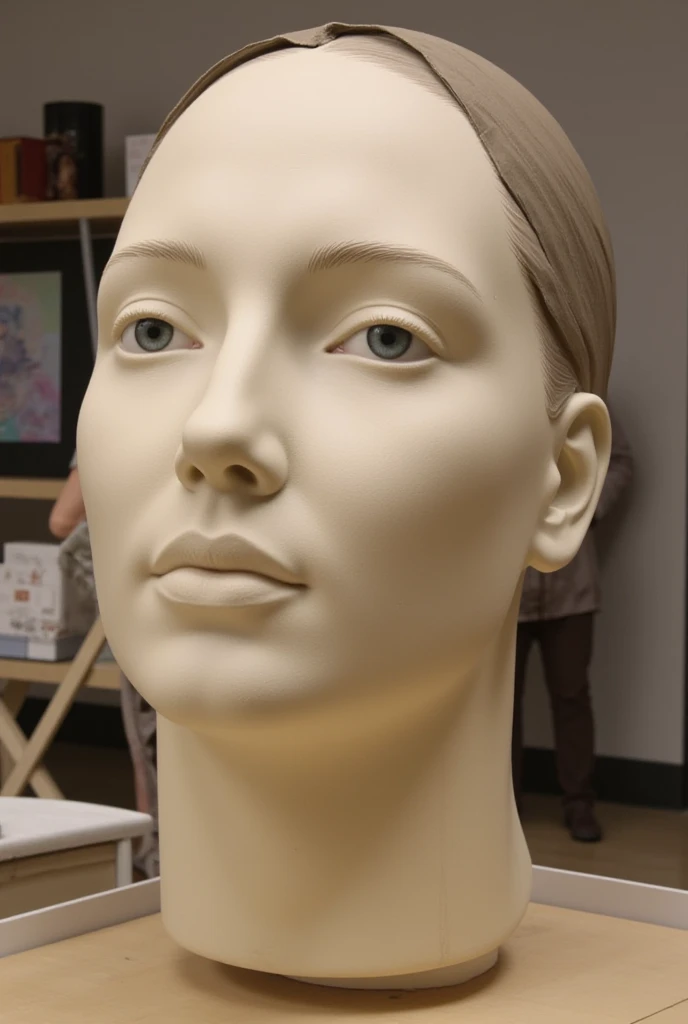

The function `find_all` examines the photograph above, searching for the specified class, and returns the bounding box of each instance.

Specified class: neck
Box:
[157,608,530,983]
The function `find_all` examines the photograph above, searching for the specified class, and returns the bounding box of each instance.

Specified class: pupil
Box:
[134,317,173,351]
[367,324,413,360]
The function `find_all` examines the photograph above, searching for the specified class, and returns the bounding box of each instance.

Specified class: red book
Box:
[0,137,47,202]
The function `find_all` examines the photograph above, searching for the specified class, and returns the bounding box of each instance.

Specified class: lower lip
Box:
[154,569,302,608]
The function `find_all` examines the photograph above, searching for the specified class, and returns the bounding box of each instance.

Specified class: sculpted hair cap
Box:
[143,22,616,403]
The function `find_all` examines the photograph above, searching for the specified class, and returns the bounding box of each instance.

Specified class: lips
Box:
[150,532,305,610]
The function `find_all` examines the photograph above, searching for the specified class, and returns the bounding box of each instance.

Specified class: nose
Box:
[175,362,289,499]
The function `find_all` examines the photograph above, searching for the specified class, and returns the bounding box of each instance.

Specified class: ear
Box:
[528,394,611,573]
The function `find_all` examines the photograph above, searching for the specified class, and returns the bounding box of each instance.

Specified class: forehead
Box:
[119,49,515,289]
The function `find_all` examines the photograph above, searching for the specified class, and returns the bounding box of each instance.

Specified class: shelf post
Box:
[78,217,99,356]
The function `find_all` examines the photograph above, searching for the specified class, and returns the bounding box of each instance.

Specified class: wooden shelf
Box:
[0,478,65,500]
[0,197,127,240]
[0,658,120,690]
[0,197,128,225]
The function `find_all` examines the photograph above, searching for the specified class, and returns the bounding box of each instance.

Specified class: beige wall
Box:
[3,0,687,763]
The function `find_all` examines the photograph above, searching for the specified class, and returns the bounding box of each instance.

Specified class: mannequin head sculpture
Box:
[78,24,614,987]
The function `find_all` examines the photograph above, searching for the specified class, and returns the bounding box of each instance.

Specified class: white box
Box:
[5,566,61,589]
[0,577,61,614]
[125,134,156,196]
[0,633,28,659]
[3,543,62,588]
[1,543,95,641]
[0,610,70,643]
[0,633,82,661]
[26,635,83,661]
[4,541,62,566]
[0,574,66,627]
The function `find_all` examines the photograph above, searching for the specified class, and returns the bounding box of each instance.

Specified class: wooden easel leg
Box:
[0,699,63,798]
[0,680,28,784]
[1,619,105,798]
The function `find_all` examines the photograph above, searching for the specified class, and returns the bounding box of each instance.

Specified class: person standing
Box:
[512,408,633,842]
[48,453,85,538]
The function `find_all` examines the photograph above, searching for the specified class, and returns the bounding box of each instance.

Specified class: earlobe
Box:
[528,394,611,573]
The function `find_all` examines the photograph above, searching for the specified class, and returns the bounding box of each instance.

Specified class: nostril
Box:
[188,466,203,485]
[227,464,258,487]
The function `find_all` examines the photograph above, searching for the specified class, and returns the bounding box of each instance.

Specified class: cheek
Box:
[306,371,546,528]
[79,361,187,507]
[300,372,548,607]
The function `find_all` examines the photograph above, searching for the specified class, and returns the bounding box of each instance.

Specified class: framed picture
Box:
[0,237,114,479]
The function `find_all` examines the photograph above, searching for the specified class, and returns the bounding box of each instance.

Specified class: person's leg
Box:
[537,613,600,841]
[512,622,535,815]
[120,672,159,876]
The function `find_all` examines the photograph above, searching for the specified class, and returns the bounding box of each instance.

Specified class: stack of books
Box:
[0,138,47,203]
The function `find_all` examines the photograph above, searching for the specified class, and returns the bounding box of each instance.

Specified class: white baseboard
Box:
[532,864,688,930]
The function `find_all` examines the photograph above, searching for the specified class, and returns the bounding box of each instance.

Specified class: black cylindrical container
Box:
[43,101,103,200]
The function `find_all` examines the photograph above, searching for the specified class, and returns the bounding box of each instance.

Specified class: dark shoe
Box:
[564,801,603,843]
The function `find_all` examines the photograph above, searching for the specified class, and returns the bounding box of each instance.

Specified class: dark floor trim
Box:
[523,747,686,810]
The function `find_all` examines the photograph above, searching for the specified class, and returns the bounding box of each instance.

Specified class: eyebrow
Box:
[102,236,481,300]
[307,241,481,299]
[103,239,206,275]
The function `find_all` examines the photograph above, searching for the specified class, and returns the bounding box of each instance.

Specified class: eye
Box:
[119,317,198,354]
[333,323,433,363]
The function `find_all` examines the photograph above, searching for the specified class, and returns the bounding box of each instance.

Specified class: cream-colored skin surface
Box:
[78,47,610,986]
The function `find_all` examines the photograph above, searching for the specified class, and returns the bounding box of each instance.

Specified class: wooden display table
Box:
[1,902,687,1022]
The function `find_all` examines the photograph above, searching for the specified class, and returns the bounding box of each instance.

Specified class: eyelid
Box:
[111,301,202,343]
[327,306,446,357]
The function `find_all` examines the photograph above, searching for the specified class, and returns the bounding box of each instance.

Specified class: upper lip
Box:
[151,532,304,587]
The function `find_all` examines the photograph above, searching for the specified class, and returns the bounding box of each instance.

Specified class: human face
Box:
[79,48,554,730]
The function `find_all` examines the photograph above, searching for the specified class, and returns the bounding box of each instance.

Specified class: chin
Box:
[113,629,338,734]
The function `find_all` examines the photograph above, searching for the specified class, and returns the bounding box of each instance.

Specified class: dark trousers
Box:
[512,613,596,808]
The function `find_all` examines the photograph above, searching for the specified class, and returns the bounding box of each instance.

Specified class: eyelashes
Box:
[112,305,202,355]
[331,319,434,363]
[112,305,443,364]
[120,317,198,354]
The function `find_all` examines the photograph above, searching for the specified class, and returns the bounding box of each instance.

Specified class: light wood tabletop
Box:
[650,1005,688,1022]
[1,902,687,1023]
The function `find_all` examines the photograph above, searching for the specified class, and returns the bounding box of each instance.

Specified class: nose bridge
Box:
[178,311,288,497]
[189,312,276,436]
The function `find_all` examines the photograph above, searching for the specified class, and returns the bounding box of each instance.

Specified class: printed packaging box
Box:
[1,543,93,646]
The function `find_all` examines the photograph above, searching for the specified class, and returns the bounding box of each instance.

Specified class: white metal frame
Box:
[532,864,688,931]
[1,866,686,962]
[115,839,133,888]
[0,878,160,958]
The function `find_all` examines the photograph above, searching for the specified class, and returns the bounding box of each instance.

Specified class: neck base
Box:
[289,948,499,990]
